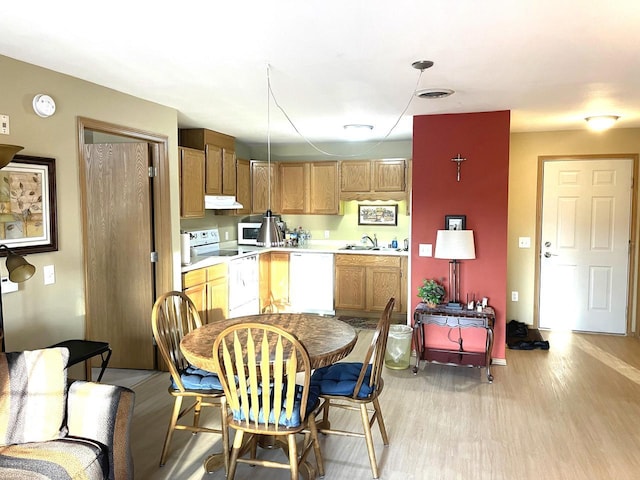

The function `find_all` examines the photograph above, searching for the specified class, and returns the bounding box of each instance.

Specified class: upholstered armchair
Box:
[0,347,135,480]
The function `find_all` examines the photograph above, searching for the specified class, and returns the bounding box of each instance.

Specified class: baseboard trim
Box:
[492,357,507,366]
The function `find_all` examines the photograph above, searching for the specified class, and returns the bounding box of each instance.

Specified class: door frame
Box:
[76,117,173,341]
[534,154,639,334]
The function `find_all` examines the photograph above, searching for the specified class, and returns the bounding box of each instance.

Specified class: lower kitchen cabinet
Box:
[259,251,290,312]
[182,263,228,323]
[335,254,406,314]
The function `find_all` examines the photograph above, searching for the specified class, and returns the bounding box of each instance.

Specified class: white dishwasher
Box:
[289,252,335,315]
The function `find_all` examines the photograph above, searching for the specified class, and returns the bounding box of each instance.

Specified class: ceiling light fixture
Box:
[343,124,374,141]
[585,115,619,131]
[412,60,434,71]
[415,88,455,99]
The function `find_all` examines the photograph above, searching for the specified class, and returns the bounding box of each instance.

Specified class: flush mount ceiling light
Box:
[585,115,620,131]
[343,124,374,141]
[415,88,455,99]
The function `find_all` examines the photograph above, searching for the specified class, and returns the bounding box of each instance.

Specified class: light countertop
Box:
[181,240,409,273]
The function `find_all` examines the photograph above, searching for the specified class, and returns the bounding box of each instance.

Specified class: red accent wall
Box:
[411,111,510,360]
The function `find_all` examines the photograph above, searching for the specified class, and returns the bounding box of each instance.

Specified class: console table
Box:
[413,303,495,382]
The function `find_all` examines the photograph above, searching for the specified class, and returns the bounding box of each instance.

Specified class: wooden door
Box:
[205,144,223,194]
[539,157,633,333]
[207,263,228,323]
[341,161,371,192]
[270,252,290,306]
[222,148,237,196]
[309,162,339,214]
[235,158,251,215]
[83,143,155,369]
[367,267,401,311]
[251,161,279,214]
[179,147,205,218]
[279,163,307,213]
[373,159,405,192]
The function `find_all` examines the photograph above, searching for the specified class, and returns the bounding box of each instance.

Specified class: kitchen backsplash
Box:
[180,200,410,246]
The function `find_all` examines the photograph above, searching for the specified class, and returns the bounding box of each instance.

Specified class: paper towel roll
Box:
[180,233,191,265]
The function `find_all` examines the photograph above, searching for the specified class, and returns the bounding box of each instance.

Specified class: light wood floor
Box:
[127,330,640,479]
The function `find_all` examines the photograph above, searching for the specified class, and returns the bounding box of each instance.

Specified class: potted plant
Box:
[417,278,446,308]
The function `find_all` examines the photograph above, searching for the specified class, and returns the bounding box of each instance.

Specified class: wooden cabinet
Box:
[335,254,406,313]
[251,160,279,214]
[182,263,228,323]
[179,128,236,196]
[279,161,339,214]
[259,252,290,312]
[179,147,205,218]
[340,159,408,201]
[235,158,251,215]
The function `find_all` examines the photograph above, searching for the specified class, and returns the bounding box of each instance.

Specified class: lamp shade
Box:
[434,230,476,260]
[6,252,36,283]
[0,144,24,169]
[256,210,284,247]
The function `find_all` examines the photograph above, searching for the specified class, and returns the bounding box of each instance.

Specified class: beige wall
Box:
[0,55,180,353]
[508,128,640,330]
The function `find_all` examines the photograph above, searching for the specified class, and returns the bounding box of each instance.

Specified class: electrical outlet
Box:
[0,114,9,135]
[43,265,55,285]
[224,231,229,240]
[511,291,519,302]
[324,230,330,239]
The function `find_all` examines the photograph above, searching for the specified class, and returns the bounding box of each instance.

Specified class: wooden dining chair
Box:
[212,322,324,480]
[151,291,229,470]
[311,297,395,479]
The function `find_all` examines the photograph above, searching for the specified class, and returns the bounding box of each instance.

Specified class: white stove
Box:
[183,227,221,256]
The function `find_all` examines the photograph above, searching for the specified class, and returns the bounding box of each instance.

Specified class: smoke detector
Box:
[415,88,455,99]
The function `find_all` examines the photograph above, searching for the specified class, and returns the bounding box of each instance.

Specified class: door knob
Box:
[543,252,558,258]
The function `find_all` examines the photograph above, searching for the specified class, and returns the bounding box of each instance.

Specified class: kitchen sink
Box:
[340,245,373,250]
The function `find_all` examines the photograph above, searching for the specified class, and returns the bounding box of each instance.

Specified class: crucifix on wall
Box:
[451,154,466,181]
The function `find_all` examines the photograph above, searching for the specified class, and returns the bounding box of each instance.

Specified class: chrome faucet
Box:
[362,234,377,248]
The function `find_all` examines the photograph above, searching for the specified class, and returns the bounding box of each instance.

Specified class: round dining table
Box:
[180,312,358,372]
[179,312,358,477]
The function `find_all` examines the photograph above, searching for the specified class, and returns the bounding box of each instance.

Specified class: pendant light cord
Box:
[267,65,272,211]
[266,66,425,158]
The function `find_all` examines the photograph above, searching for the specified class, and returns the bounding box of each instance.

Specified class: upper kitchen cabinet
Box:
[235,158,251,215]
[251,160,280,214]
[340,159,409,201]
[179,146,205,218]
[279,161,339,215]
[179,128,237,196]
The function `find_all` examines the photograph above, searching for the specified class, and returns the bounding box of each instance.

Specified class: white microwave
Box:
[237,222,262,245]
[238,220,286,245]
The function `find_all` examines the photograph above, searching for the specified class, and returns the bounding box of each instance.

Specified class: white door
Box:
[539,158,633,333]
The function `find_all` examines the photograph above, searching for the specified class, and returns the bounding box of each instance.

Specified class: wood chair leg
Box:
[287,433,299,480]
[220,398,230,474]
[373,397,389,445]
[159,395,183,466]
[360,403,379,479]
[228,430,244,480]
[308,413,325,477]
[192,396,203,430]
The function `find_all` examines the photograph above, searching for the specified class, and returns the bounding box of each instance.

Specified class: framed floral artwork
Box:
[0,154,58,254]
[358,204,398,226]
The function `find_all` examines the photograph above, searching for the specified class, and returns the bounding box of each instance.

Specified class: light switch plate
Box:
[518,237,531,248]
[43,264,55,285]
[418,244,432,257]
[0,114,9,135]
[0,276,18,293]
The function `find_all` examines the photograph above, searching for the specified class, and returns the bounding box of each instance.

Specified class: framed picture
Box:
[445,214,466,230]
[0,154,58,255]
[358,204,398,226]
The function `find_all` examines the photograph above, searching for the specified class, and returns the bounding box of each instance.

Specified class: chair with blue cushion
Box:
[212,322,324,480]
[311,297,395,479]
[151,291,229,470]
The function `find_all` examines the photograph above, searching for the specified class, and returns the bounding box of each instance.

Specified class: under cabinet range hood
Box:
[204,195,243,209]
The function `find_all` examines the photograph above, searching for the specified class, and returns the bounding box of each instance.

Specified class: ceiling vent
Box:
[415,88,455,99]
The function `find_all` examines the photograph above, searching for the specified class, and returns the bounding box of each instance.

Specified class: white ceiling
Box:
[2,1,639,146]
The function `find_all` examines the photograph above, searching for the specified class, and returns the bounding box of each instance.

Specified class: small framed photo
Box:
[358,204,398,226]
[444,214,466,230]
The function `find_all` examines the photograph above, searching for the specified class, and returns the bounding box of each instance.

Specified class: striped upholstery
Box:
[0,348,69,446]
[0,348,134,480]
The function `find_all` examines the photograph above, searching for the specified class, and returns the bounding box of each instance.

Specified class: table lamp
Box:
[0,244,36,351]
[434,230,476,309]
